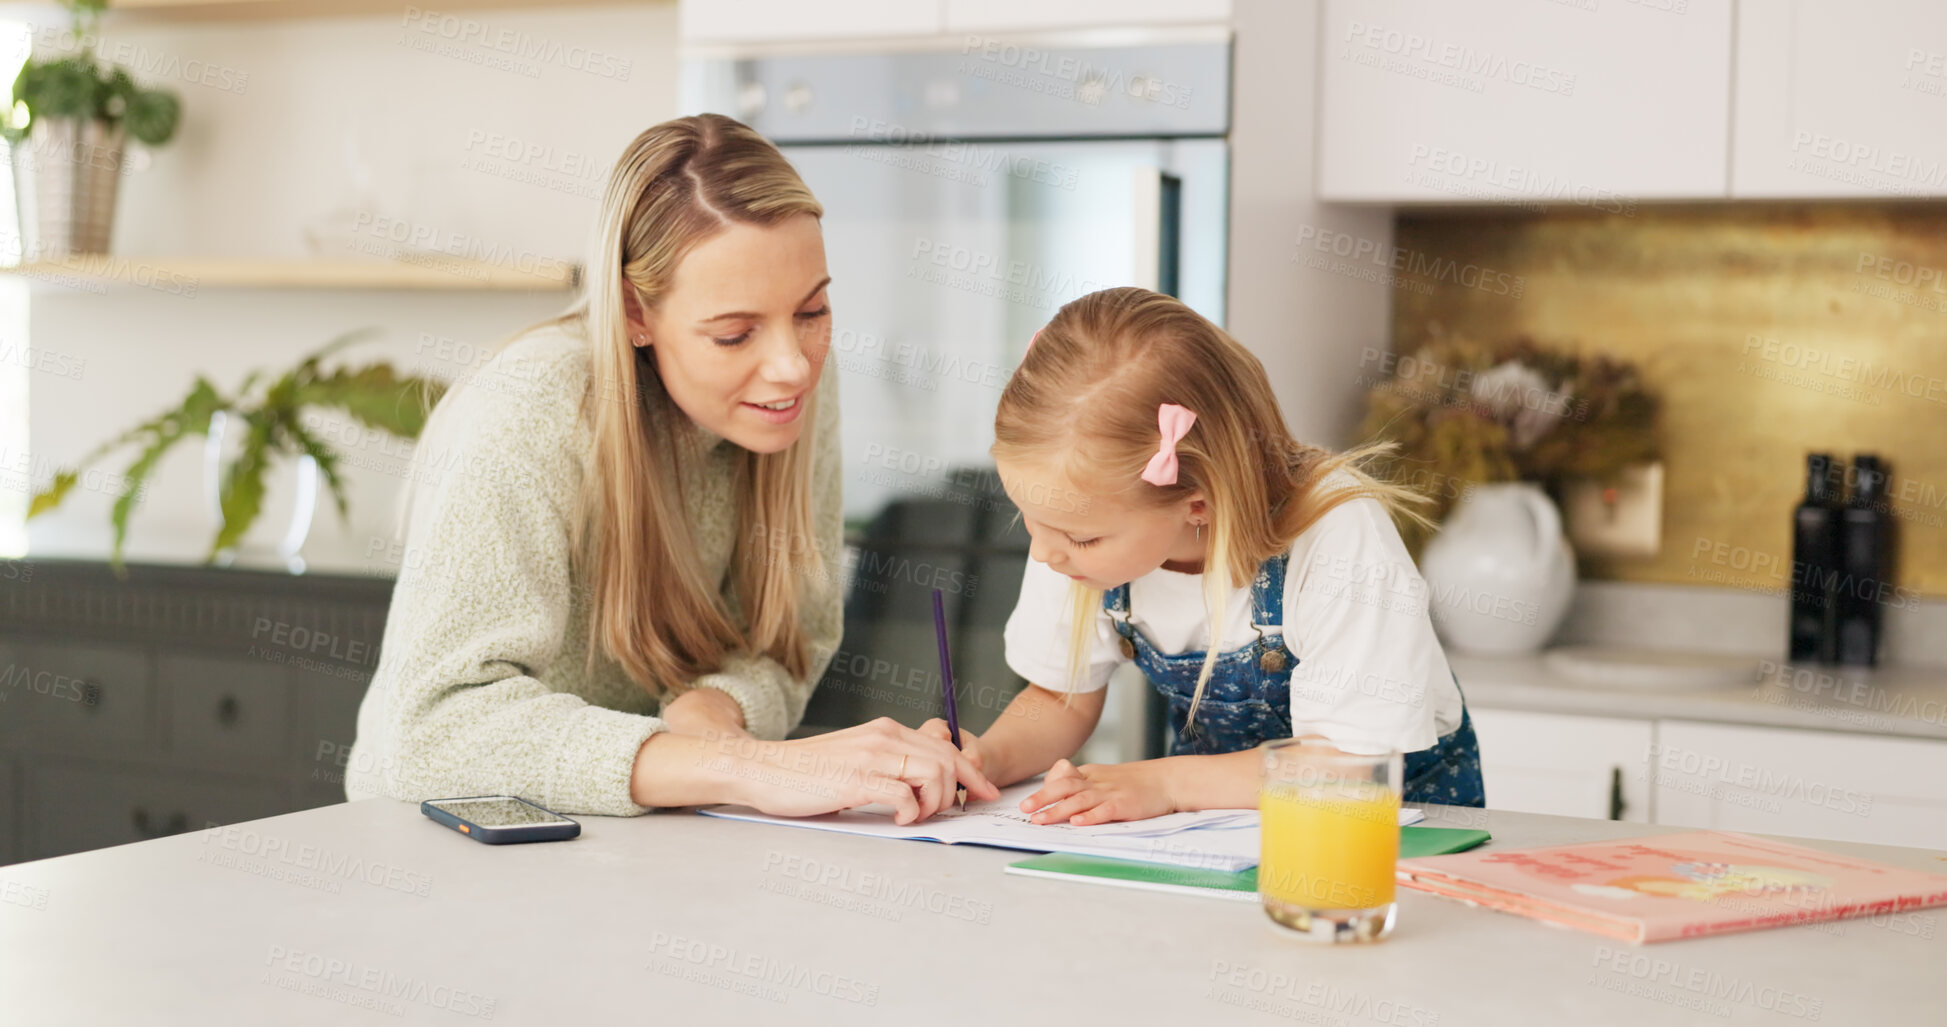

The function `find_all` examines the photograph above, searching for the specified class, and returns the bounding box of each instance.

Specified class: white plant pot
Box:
[204,410,319,574]
[1419,482,1576,655]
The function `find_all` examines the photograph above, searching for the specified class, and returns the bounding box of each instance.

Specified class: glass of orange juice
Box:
[1259,739,1402,943]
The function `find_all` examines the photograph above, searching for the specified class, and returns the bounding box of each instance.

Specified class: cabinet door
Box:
[1650,721,1947,849]
[1733,1,1947,198]
[1469,708,1653,822]
[290,665,374,798]
[5,643,154,757]
[1318,0,1732,202]
[944,0,1231,33]
[681,0,944,44]
[23,762,288,863]
[161,654,295,775]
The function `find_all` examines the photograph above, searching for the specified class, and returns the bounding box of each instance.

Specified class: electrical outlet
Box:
[1564,462,1663,557]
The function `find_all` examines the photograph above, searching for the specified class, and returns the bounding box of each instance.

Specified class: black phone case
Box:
[421,796,581,844]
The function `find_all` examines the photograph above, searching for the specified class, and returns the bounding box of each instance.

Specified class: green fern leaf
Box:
[209,412,274,560]
[27,471,78,519]
[294,362,446,439]
[282,417,350,523]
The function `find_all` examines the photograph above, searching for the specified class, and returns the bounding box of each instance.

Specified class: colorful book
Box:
[1005,826,1492,901]
[1396,829,1947,943]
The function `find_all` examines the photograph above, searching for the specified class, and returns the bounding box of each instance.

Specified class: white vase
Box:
[203,410,320,574]
[1419,482,1575,655]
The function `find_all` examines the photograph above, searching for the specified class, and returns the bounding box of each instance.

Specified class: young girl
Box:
[922,286,1483,825]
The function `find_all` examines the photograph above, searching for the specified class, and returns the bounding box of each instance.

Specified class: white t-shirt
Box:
[1003,495,1462,753]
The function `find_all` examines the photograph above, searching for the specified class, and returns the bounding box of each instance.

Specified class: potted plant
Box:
[1360,331,1660,653]
[4,0,183,258]
[28,331,447,574]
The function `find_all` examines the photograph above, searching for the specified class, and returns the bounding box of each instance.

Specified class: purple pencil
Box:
[931,588,961,748]
[932,588,967,810]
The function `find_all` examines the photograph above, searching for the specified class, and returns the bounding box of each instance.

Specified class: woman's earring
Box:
[1196,522,1204,541]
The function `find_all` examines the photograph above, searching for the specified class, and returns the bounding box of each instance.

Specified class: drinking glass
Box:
[1259,740,1403,943]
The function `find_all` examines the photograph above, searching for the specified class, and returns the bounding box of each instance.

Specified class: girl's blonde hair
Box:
[992,287,1428,726]
[410,113,828,694]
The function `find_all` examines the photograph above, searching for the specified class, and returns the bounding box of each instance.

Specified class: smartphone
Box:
[420,796,580,844]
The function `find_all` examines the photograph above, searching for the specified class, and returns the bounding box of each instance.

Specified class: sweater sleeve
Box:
[347,338,666,817]
[689,366,845,739]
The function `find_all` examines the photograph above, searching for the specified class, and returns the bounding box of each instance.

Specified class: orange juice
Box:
[1259,782,1399,911]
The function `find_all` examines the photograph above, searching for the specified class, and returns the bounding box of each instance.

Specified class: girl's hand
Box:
[719,718,1000,825]
[660,687,749,738]
[917,718,985,773]
[1021,758,1176,826]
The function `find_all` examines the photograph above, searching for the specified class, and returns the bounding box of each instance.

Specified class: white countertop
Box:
[1454,651,1947,740]
[3,798,1941,1025]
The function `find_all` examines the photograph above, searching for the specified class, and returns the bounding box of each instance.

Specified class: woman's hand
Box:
[660,687,748,738]
[1021,758,1177,826]
[713,718,999,825]
[916,718,986,773]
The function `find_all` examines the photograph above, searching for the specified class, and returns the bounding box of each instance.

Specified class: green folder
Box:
[1004,826,1491,902]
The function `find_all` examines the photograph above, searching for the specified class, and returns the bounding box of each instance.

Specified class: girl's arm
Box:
[1016,751,1252,824]
[924,683,1105,787]
[1024,733,1335,824]
[1149,749,1261,810]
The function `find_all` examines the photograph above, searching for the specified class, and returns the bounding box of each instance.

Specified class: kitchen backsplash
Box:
[1391,203,1946,599]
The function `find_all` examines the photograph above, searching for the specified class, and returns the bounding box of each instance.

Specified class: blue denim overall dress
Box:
[1102,553,1486,807]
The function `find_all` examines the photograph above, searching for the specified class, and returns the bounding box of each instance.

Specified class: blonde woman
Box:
[347,114,995,825]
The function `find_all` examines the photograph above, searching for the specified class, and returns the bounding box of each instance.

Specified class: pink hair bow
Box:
[1140,403,1197,486]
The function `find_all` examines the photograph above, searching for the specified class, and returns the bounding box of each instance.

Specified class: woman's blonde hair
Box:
[992,287,1428,727]
[409,113,828,694]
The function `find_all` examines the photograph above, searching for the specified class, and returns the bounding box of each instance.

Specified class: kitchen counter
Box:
[2,799,1940,1025]
[1453,651,1947,740]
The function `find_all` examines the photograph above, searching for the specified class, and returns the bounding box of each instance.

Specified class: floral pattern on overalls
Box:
[1103,553,1486,808]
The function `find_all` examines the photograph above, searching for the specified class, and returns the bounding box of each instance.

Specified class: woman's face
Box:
[631,213,832,454]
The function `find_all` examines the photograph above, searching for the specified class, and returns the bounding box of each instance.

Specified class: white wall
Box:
[10,4,679,572]
[1226,0,1392,449]
[14,0,1397,571]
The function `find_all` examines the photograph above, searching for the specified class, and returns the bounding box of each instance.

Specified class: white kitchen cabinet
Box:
[943,0,1231,34]
[1469,708,1654,823]
[1317,0,1733,203]
[680,0,944,45]
[1650,721,1947,850]
[1733,1,1947,198]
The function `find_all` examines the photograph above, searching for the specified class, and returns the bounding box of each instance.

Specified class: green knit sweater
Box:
[345,324,843,815]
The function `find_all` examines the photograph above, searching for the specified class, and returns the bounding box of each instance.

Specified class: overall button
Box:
[1259,648,1288,672]
[1118,636,1136,660]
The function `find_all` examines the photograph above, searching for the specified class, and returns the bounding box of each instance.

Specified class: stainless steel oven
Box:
[686,34,1231,760]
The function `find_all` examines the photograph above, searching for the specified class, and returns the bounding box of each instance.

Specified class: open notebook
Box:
[699,780,1424,872]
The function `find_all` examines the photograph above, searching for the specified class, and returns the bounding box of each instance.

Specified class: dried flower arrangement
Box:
[1359,331,1661,550]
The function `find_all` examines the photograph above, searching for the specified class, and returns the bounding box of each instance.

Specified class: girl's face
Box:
[628,213,833,455]
[996,455,1207,588]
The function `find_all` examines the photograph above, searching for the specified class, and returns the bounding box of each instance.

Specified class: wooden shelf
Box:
[107,0,664,21]
[0,255,583,292]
